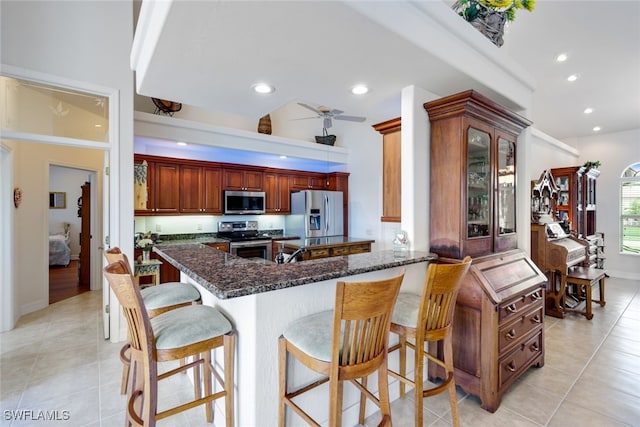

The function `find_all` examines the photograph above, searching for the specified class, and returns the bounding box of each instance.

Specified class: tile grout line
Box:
[543,282,640,426]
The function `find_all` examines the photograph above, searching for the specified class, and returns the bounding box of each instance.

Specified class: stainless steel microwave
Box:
[224,191,266,215]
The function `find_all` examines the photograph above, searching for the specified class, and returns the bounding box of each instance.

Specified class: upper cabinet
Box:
[425,90,532,259]
[373,117,401,223]
[222,168,263,191]
[263,171,291,214]
[179,165,222,214]
[135,154,349,219]
[290,173,327,190]
[134,157,180,215]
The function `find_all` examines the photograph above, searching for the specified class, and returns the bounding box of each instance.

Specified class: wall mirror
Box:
[49,192,66,209]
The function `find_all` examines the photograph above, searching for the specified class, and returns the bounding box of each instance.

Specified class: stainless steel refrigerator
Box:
[286,190,344,238]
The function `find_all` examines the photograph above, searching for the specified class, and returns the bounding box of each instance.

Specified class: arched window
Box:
[621,162,640,254]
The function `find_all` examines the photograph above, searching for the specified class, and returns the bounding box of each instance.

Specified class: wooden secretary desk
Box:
[424,90,548,412]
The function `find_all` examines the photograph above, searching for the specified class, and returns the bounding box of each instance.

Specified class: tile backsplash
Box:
[135,214,286,235]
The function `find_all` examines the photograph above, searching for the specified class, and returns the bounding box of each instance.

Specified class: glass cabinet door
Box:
[497,138,516,235]
[467,127,490,238]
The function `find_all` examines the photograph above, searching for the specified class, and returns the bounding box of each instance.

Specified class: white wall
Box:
[1,0,134,322]
[5,140,104,314]
[576,128,640,279]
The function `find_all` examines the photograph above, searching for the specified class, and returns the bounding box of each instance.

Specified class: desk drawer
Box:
[499,330,543,388]
[499,288,543,323]
[498,306,543,353]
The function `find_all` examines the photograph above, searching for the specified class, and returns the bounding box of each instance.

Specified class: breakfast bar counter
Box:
[153,243,435,426]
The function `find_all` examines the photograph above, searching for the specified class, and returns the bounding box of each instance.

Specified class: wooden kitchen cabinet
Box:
[373,117,401,223]
[206,242,229,252]
[290,173,327,190]
[179,165,222,214]
[326,172,350,237]
[134,157,180,215]
[264,172,291,214]
[425,90,547,412]
[223,168,263,191]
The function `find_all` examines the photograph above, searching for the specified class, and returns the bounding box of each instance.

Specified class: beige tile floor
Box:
[1,276,639,426]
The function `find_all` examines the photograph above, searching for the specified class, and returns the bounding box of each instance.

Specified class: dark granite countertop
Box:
[154,231,298,246]
[275,236,375,248]
[153,243,436,299]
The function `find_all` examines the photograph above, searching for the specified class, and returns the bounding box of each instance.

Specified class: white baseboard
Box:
[21,298,48,315]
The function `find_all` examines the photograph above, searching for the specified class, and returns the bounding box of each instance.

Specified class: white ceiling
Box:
[132,0,640,142]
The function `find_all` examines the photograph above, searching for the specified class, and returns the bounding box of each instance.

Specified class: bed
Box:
[49,223,71,266]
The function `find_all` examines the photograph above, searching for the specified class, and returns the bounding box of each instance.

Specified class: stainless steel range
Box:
[217,221,272,260]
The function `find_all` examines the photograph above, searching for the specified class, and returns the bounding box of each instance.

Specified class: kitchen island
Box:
[154,243,436,426]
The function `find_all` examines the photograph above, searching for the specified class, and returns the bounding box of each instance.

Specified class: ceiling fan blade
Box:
[290,116,319,121]
[323,117,332,129]
[297,102,322,114]
[329,109,344,116]
[334,114,366,122]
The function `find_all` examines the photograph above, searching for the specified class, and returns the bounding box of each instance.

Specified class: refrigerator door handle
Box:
[325,193,329,234]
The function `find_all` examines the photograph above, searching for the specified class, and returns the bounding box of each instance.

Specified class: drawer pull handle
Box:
[505,362,516,372]
[506,329,517,340]
[531,292,542,301]
[530,343,540,352]
[530,315,541,324]
[506,304,517,313]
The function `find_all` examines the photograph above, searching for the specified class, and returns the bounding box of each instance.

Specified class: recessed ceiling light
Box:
[567,74,580,82]
[592,126,601,132]
[177,142,187,146]
[279,155,287,159]
[583,108,594,114]
[351,84,369,95]
[94,124,102,128]
[556,53,568,62]
[253,83,275,94]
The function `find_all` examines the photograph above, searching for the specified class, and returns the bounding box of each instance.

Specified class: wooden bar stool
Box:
[104,260,235,427]
[104,247,202,394]
[388,257,471,427]
[278,272,405,427]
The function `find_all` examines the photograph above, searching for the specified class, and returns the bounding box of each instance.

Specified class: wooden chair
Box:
[104,260,235,427]
[564,266,606,320]
[278,272,405,427]
[388,257,472,427]
[104,247,202,394]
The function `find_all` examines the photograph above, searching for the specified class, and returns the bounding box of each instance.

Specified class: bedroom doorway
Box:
[48,165,97,304]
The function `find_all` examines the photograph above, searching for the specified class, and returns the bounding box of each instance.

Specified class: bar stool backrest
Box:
[104,247,134,276]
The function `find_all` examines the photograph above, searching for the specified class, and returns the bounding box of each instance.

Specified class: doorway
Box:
[48,166,97,304]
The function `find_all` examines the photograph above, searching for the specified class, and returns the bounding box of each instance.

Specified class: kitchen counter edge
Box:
[153,243,436,300]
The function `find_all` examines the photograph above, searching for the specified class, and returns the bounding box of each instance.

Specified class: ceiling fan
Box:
[296,102,366,129]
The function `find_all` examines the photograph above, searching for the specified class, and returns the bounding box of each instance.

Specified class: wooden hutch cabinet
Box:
[372,117,401,223]
[424,90,547,412]
[551,165,600,238]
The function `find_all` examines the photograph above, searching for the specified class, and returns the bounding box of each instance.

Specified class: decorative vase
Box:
[258,114,272,135]
[142,250,151,262]
[471,11,507,47]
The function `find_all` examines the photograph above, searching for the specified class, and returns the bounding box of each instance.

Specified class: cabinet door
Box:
[495,134,517,252]
[179,165,203,213]
[154,162,180,213]
[202,168,222,213]
[223,169,263,191]
[135,159,154,215]
[265,173,291,214]
[291,173,326,190]
[465,121,493,256]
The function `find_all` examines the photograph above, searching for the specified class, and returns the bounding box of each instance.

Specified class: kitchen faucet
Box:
[276,247,307,264]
